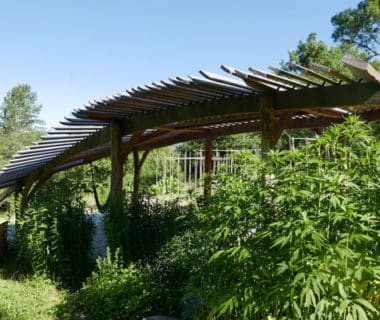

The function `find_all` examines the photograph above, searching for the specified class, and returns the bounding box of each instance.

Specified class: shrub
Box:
[189,116,380,319]
[142,229,205,317]
[17,168,94,289]
[56,248,154,320]
[103,196,187,262]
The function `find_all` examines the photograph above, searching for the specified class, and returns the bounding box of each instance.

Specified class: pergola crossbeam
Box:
[0,56,379,202]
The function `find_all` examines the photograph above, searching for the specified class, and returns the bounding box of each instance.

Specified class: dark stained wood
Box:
[274,113,293,145]
[274,82,380,111]
[110,121,124,215]
[132,149,151,196]
[204,136,213,197]
[0,187,14,204]
[133,150,140,196]
[124,131,143,156]
[260,96,275,157]
[301,109,345,119]
[155,126,208,133]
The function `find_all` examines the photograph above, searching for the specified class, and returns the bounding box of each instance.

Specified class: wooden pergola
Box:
[1,55,380,214]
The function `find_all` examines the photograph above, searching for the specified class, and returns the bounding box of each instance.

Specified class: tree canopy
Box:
[0,84,44,167]
[331,0,380,60]
[0,84,43,134]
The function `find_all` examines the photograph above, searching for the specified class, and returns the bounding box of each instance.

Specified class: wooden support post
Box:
[110,121,124,215]
[204,136,213,197]
[260,95,276,158]
[273,112,293,146]
[133,150,151,197]
[133,150,140,197]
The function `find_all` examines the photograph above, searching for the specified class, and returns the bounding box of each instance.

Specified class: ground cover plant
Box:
[0,275,64,320]
[188,116,380,319]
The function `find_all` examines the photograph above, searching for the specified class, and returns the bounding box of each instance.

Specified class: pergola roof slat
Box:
[287,61,339,85]
[0,55,379,190]
[268,65,323,87]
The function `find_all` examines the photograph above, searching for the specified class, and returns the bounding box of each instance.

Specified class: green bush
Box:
[56,249,154,320]
[104,197,187,262]
[142,229,204,317]
[189,116,380,319]
[17,168,94,289]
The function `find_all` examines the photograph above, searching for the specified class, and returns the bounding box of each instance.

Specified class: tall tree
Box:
[0,84,43,134]
[331,0,380,60]
[0,84,44,167]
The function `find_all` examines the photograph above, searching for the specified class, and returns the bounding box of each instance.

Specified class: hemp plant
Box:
[191,116,380,319]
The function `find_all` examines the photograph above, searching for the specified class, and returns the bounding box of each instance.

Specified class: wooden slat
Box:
[287,62,339,85]
[221,65,278,92]
[199,70,254,90]
[301,109,345,119]
[188,76,254,94]
[268,66,322,87]
[249,67,307,89]
[309,61,355,84]
[155,126,208,133]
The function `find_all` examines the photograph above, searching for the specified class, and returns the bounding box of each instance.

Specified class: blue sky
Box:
[0,0,359,128]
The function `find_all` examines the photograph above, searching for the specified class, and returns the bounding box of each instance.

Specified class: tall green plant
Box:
[190,116,380,319]
[103,196,189,263]
[17,168,94,289]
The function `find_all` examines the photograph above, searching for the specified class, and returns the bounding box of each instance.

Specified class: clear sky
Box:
[0,0,359,128]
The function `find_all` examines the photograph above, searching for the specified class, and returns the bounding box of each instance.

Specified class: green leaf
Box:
[338,283,347,299]
[208,250,225,263]
[339,299,351,314]
[292,273,305,285]
[355,299,378,314]
[353,304,368,320]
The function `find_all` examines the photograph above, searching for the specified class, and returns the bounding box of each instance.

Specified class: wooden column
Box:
[133,150,140,197]
[133,150,151,197]
[110,121,124,215]
[204,136,213,197]
[260,95,276,158]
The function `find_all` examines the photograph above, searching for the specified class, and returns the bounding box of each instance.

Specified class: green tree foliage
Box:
[331,0,380,60]
[0,84,44,167]
[285,32,352,74]
[0,84,43,134]
[189,117,380,319]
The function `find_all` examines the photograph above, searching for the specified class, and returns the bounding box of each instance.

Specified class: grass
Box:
[0,243,66,320]
[0,276,65,320]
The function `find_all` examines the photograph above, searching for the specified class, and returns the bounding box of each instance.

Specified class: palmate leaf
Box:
[208,250,225,263]
[352,304,368,320]
[272,236,290,248]
[339,299,351,314]
[338,283,347,299]
[354,299,378,314]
